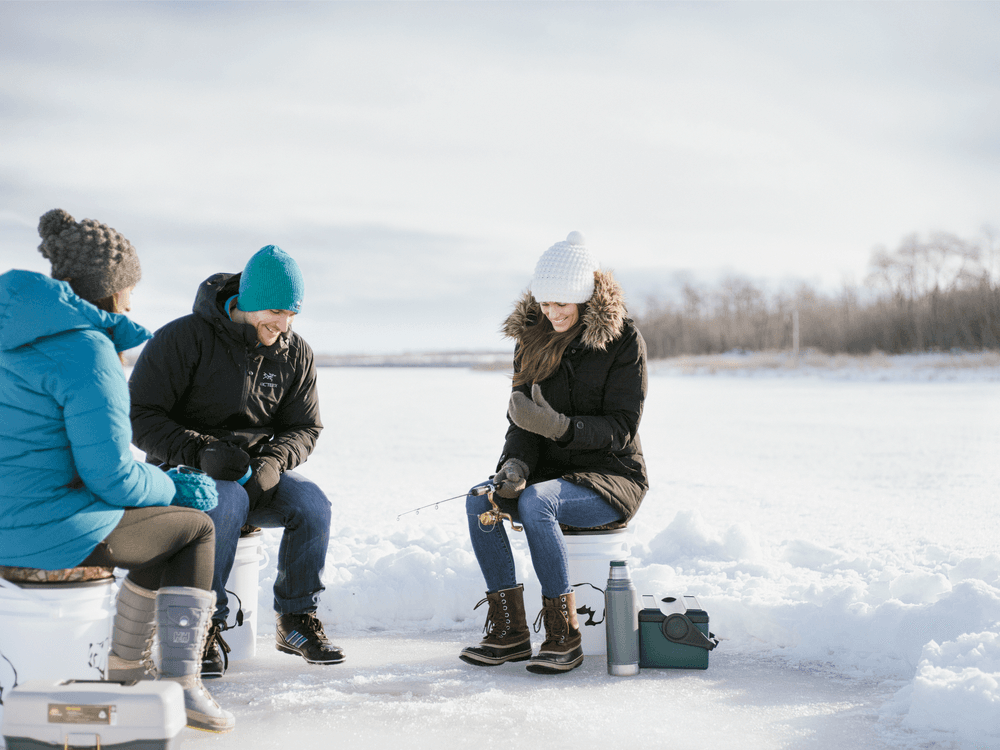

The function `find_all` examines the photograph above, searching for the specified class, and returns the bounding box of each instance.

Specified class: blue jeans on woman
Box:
[205,470,331,625]
[466,478,623,599]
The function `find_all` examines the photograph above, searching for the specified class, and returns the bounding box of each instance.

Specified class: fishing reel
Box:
[472,481,523,533]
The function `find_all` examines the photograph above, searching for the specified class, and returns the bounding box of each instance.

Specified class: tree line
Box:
[634,228,1000,358]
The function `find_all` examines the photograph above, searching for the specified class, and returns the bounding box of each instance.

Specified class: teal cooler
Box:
[1,679,185,750]
[638,594,718,670]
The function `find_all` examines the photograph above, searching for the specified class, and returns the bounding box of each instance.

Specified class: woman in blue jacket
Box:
[0,209,232,733]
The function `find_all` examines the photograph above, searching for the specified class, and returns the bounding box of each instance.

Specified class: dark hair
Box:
[511,304,586,387]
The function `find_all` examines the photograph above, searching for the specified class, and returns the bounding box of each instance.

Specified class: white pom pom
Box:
[566,231,585,246]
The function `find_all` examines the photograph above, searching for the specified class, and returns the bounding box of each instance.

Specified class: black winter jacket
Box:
[498,270,648,524]
[128,273,322,477]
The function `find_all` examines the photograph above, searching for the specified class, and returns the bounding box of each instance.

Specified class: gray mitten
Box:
[493,458,529,499]
[508,384,571,441]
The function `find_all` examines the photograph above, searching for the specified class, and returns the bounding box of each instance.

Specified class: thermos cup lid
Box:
[610,560,627,567]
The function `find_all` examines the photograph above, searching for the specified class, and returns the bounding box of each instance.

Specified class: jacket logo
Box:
[263,372,276,381]
[260,371,278,389]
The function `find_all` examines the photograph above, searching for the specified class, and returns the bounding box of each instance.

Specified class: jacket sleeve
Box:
[253,337,322,472]
[562,326,647,453]
[128,319,214,467]
[57,335,176,507]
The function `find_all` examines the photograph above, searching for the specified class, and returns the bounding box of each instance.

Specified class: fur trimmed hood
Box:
[501,269,627,351]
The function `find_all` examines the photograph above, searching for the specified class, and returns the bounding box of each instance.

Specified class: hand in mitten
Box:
[167,467,219,512]
[198,441,252,483]
[492,458,529,499]
[242,457,281,510]
[508,383,571,441]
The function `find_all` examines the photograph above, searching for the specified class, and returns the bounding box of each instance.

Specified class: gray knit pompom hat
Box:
[37,208,141,302]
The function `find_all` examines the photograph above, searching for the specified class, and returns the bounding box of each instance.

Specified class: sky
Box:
[1,1,998,355]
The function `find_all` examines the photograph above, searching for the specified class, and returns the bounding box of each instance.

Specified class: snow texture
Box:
[5,353,998,749]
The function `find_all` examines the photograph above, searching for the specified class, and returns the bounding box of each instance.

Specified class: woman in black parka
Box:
[460,231,648,675]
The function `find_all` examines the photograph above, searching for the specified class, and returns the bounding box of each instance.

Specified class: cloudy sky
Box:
[1,1,997,354]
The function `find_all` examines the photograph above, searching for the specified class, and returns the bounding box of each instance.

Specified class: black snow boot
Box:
[201,620,230,679]
[460,584,532,666]
[276,612,345,664]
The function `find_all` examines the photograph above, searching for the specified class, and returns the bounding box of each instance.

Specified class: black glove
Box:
[508,384,571,441]
[198,441,252,482]
[492,458,529,499]
[242,457,281,510]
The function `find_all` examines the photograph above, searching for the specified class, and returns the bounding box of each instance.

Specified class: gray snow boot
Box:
[156,586,235,733]
[107,577,157,682]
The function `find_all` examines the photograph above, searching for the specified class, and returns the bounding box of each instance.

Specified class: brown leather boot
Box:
[460,584,532,666]
[526,591,584,674]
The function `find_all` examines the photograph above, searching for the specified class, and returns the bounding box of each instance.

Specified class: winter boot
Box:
[459,584,532,666]
[276,612,345,664]
[156,586,235,733]
[107,577,157,682]
[201,620,230,679]
[526,591,584,674]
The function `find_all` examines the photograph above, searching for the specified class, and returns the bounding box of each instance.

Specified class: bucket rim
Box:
[6,577,115,590]
[562,527,629,537]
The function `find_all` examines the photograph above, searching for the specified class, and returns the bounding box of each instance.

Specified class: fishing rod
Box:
[396,480,522,532]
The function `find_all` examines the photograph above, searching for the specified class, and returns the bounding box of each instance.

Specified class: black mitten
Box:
[242,457,281,510]
[198,441,252,482]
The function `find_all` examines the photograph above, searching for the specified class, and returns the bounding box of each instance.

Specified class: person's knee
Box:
[466,489,492,516]
[518,487,555,525]
[281,477,332,531]
[211,481,250,523]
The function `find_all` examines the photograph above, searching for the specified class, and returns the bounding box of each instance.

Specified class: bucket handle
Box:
[258,544,270,571]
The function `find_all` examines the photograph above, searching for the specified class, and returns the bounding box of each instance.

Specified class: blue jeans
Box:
[466,478,623,599]
[205,470,331,624]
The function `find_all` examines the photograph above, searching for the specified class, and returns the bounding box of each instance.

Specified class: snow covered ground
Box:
[8,353,999,749]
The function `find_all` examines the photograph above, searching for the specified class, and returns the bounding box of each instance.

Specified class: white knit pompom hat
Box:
[529,231,600,304]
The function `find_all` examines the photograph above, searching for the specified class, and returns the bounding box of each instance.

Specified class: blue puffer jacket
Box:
[0,270,176,568]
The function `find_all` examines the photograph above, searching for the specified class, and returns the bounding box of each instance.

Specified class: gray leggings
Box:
[80,506,215,591]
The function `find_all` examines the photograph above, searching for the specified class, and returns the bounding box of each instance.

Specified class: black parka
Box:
[498,270,648,524]
[128,273,322,475]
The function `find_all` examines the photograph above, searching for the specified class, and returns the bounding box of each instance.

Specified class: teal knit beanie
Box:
[237,245,304,314]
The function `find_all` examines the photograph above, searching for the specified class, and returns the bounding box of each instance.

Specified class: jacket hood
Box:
[192,272,291,357]
[0,269,150,353]
[501,269,627,351]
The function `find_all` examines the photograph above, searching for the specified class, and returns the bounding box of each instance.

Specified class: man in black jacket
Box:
[129,245,342,676]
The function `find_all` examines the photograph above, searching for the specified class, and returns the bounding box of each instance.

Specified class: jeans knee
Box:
[209,481,249,529]
[518,489,555,526]
[466,491,491,517]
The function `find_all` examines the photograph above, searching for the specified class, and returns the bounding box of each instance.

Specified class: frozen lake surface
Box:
[11,355,995,750]
[181,358,998,750]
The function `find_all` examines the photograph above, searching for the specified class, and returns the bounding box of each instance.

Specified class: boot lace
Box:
[533,598,569,645]
[207,621,232,672]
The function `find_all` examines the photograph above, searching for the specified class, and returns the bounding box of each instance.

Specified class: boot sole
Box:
[459,649,532,667]
[525,653,585,674]
[187,721,236,734]
[276,643,346,664]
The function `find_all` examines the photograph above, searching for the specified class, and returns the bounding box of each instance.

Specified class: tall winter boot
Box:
[459,584,532,666]
[156,586,235,733]
[107,577,157,682]
[526,591,584,674]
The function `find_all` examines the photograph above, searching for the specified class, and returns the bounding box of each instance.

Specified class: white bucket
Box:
[0,576,114,726]
[222,531,266,661]
[564,528,631,657]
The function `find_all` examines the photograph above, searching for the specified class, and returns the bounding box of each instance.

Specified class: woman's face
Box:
[540,302,579,333]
